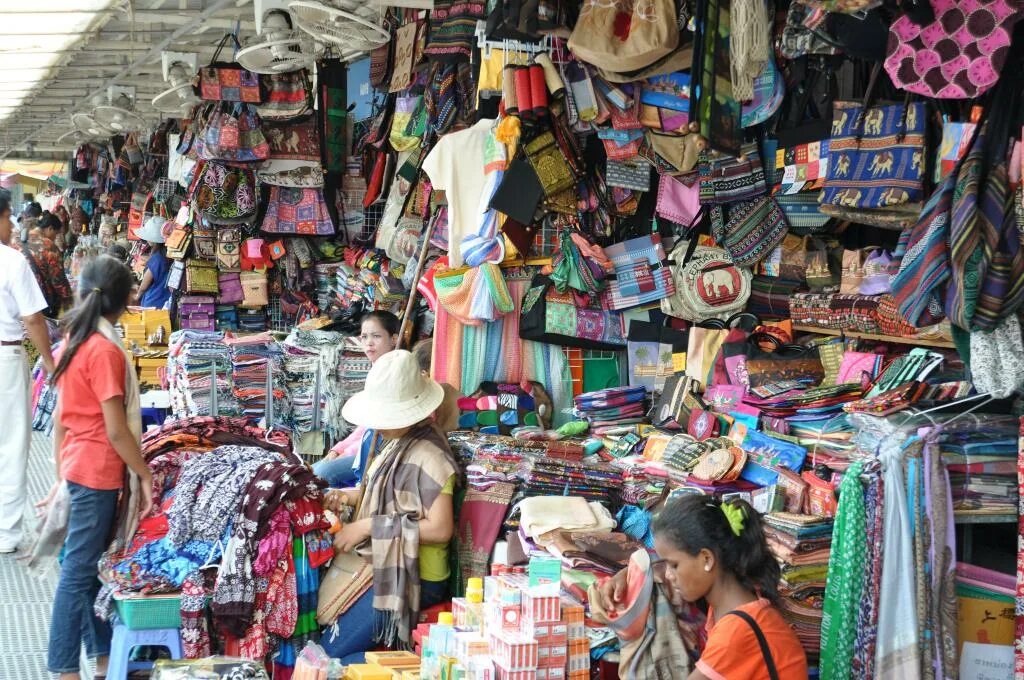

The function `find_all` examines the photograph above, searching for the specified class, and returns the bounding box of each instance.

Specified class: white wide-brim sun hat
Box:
[136,215,167,244]
[342,349,445,431]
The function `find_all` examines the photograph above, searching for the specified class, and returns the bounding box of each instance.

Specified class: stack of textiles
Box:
[614,458,666,508]
[787,413,856,468]
[141,417,291,461]
[520,456,623,505]
[282,329,346,446]
[763,513,833,667]
[167,330,239,418]
[314,262,341,311]
[227,334,288,424]
[96,437,332,661]
[574,386,648,436]
[942,415,1019,516]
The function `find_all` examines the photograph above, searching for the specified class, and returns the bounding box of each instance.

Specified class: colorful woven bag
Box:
[721,195,789,268]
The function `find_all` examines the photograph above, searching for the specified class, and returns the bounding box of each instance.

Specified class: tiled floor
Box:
[0,433,94,679]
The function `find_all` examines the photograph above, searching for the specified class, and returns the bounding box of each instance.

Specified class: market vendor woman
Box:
[321,350,459,662]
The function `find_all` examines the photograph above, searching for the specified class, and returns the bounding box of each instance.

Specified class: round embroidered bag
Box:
[662,243,753,321]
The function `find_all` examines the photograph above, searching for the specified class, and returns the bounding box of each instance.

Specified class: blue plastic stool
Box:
[140,407,168,431]
[106,623,184,680]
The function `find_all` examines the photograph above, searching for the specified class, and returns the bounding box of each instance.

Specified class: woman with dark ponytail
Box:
[598,495,807,680]
[46,255,153,680]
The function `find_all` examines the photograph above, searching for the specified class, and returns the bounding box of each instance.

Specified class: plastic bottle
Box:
[465,577,484,630]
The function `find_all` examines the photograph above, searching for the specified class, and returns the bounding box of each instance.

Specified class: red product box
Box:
[491,632,539,670]
[486,602,522,633]
[496,668,537,680]
[537,643,568,669]
[569,671,590,680]
[560,600,585,626]
[568,653,590,674]
[524,621,568,645]
[536,668,567,680]
[522,592,562,625]
[452,598,468,627]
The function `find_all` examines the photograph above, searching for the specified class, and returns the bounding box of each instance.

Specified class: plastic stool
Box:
[106,623,183,680]
[140,407,168,431]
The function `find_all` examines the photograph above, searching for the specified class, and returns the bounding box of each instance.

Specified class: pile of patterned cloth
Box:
[943,415,1018,515]
[226,334,288,423]
[520,456,623,505]
[763,512,833,666]
[574,387,648,434]
[167,330,239,418]
[96,419,331,668]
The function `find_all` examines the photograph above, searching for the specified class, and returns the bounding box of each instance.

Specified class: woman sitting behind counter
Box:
[320,350,459,663]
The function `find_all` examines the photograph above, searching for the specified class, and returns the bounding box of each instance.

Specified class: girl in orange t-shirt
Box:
[46,255,153,680]
[652,495,808,680]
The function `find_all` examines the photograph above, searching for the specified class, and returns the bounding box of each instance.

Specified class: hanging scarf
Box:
[355,424,459,648]
[730,0,770,101]
[820,459,868,680]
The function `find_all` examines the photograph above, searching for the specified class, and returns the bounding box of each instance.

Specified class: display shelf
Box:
[954,512,1017,524]
[792,325,956,349]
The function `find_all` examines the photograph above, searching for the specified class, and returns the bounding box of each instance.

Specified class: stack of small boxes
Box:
[426,568,590,680]
[119,309,171,387]
[344,651,421,680]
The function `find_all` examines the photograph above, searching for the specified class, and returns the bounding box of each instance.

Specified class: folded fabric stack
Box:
[748,276,802,320]
[167,330,239,418]
[763,513,833,666]
[574,386,649,436]
[614,458,666,507]
[786,414,856,469]
[227,334,288,424]
[943,416,1019,516]
[520,456,623,505]
[744,383,862,422]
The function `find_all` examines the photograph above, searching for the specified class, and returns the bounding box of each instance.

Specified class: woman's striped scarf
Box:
[355,425,459,647]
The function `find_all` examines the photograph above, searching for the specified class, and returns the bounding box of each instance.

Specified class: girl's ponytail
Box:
[652,495,781,605]
[52,255,134,383]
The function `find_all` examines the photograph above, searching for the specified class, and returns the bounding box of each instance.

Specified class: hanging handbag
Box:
[164,225,192,260]
[698,143,768,205]
[258,70,313,121]
[656,172,701,226]
[239,270,269,308]
[127,192,153,241]
[691,0,742,155]
[195,34,265,103]
[189,161,258,224]
[821,65,926,211]
[519,274,627,351]
[567,0,679,74]
[839,248,870,294]
[262,186,336,236]
[217,272,244,304]
[602,234,676,311]
[264,116,320,162]
[524,131,577,198]
[217,227,241,271]
[184,260,219,295]
[662,236,753,322]
[721,196,789,268]
[779,2,840,60]
[166,260,186,292]
[885,0,1021,100]
[201,103,270,163]
[193,225,218,259]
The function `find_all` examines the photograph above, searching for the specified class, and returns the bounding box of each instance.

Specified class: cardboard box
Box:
[345,664,393,680]
[454,632,491,659]
[495,668,536,680]
[537,643,567,669]
[958,595,1014,646]
[486,601,522,633]
[536,668,566,680]
[491,632,539,670]
[366,651,421,667]
[524,621,568,645]
[528,556,562,596]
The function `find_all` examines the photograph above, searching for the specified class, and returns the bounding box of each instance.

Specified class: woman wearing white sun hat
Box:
[321,350,460,663]
[133,215,172,309]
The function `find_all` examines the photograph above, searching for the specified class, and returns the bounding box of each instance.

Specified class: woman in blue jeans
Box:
[46,256,153,679]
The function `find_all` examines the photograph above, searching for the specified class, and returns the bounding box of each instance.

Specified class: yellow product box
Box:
[345,664,394,680]
[366,652,422,667]
[400,672,421,680]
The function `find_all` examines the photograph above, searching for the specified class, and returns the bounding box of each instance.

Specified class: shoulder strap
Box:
[726,610,780,680]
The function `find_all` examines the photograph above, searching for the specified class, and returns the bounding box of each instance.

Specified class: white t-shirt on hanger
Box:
[421,118,496,268]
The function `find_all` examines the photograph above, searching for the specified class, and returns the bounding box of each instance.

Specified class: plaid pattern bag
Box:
[195,34,264,103]
[601,235,675,311]
[201,104,270,163]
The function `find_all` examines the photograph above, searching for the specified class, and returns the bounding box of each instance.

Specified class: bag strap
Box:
[210,33,241,65]
[726,610,780,680]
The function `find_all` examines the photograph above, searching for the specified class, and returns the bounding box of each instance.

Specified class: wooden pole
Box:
[396,217,438,349]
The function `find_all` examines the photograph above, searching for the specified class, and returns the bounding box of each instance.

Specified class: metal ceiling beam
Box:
[1,0,246,157]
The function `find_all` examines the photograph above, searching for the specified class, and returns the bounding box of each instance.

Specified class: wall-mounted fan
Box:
[57,129,94,145]
[236,0,316,74]
[71,111,114,138]
[93,86,147,133]
[289,1,391,54]
[152,52,200,115]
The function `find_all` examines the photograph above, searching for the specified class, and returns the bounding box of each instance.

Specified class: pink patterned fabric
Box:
[1015,416,1024,676]
[885,0,1021,99]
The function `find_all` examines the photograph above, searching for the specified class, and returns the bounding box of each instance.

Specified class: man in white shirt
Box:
[0,195,56,553]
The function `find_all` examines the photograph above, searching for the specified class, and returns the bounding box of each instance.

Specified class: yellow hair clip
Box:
[721,502,746,537]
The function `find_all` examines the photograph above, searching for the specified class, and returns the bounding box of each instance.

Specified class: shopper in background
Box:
[412,337,460,433]
[597,495,807,680]
[0,195,55,554]
[46,255,152,680]
[322,350,459,663]
[133,216,171,309]
[313,310,401,487]
[13,212,74,317]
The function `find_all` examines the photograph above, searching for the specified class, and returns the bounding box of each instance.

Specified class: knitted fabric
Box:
[730,0,770,101]
[435,267,484,326]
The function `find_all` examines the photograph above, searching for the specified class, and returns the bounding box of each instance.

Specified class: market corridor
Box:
[0,433,94,679]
